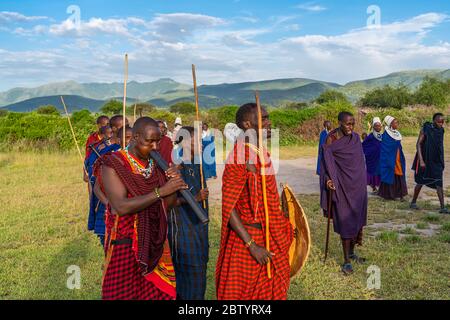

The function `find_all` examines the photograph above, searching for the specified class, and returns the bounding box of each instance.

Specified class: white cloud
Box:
[295,3,327,12]
[0,11,47,24]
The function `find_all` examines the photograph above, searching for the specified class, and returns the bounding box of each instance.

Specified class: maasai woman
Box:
[379,116,408,201]
[362,117,383,193]
[202,123,217,179]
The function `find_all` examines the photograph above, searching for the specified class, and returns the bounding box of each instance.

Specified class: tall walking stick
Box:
[60,96,88,176]
[324,188,334,262]
[191,64,207,209]
[133,103,137,124]
[255,91,272,279]
[122,54,128,149]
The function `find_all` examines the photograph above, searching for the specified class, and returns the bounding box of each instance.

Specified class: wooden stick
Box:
[133,103,137,123]
[324,189,333,263]
[255,91,272,279]
[192,64,207,209]
[60,96,88,176]
[122,54,128,149]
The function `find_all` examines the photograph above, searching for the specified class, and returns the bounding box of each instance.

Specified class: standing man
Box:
[216,103,293,300]
[157,120,174,165]
[202,123,217,179]
[100,117,188,300]
[320,112,368,275]
[317,120,332,175]
[168,126,209,300]
[362,117,383,194]
[411,113,448,214]
[85,115,109,160]
[379,116,408,201]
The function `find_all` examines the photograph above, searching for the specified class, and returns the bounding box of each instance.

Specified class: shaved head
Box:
[132,117,159,135]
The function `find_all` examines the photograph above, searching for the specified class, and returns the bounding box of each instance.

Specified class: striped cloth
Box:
[215,141,293,300]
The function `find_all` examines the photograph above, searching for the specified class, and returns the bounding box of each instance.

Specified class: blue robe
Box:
[85,142,120,238]
[380,132,406,185]
[362,133,381,176]
[316,129,328,175]
[202,134,217,179]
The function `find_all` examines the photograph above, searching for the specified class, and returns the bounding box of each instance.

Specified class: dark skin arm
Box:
[102,165,187,216]
[93,179,108,206]
[416,129,426,168]
[228,209,274,265]
[175,188,209,207]
[325,133,337,190]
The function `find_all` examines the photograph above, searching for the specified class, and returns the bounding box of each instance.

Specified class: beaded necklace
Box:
[124,147,154,179]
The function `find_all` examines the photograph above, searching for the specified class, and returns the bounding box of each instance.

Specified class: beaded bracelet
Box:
[245,239,255,248]
[154,187,161,199]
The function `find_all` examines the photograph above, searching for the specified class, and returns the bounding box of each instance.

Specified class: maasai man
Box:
[216,103,293,300]
[157,120,174,165]
[202,123,217,179]
[85,126,120,246]
[379,116,408,201]
[411,113,448,214]
[99,117,188,300]
[117,125,133,149]
[320,111,368,275]
[172,117,182,142]
[110,115,129,140]
[362,117,383,193]
[168,126,209,300]
[316,120,332,175]
[85,115,109,160]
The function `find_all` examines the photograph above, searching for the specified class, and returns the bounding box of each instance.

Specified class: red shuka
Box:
[99,150,176,300]
[215,142,293,300]
[85,132,101,159]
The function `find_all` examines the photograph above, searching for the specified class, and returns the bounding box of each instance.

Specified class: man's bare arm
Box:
[94,179,108,206]
[102,166,186,216]
[416,129,425,167]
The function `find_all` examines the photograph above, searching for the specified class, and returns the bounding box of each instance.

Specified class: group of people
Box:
[316,112,447,274]
[80,103,446,300]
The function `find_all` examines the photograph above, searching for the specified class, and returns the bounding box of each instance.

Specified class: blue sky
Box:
[0,0,449,91]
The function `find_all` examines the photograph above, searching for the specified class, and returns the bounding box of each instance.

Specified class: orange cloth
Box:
[394,149,403,176]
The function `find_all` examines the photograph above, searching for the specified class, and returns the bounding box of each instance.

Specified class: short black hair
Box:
[132,117,158,135]
[323,120,331,126]
[110,115,129,128]
[433,113,444,121]
[175,126,195,144]
[117,125,132,138]
[96,115,109,124]
[236,103,258,130]
[338,111,354,122]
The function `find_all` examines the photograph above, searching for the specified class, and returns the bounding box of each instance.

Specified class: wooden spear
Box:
[60,96,88,176]
[122,54,128,149]
[255,91,272,279]
[133,103,137,124]
[191,64,207,209]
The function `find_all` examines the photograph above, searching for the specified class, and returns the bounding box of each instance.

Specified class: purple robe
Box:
[320,132,368,239]
[362,133,381,187]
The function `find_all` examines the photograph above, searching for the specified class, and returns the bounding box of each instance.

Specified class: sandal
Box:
[410,202,420,210]
[349,253,366,264]
[341,263,353,275]
[439,208,450,215]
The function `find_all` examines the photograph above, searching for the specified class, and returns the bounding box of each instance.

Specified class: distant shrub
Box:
[0,109,8,117]
[169,101,196,114]
[205,105,239,130]
[359,85,412,109]
[315,90,349,104]
[128,102,156,116]
[413,77,449,107]
[36,105,60,115]
[100,100,123,114]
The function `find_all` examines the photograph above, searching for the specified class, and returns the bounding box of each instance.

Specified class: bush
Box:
[414,77,449,107]
[36,105,60,115]
[0,109,8,117]
[315,90,349,104]
[204,105,239,130]
[359,85,413,109]
[128,102,156,116]
[100,100,123,114]
[169,101,196,114]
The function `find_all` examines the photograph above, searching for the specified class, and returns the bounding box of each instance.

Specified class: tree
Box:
[359,85,412,109]
[315,90,349,104]
[414,77,448,107]
[100,100,123,114]
[129,102,156,116]
[0,109,8,117]
[36,105,60,115]
[169,101,196,114]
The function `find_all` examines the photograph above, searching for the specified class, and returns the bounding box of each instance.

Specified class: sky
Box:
[0,0,449,91]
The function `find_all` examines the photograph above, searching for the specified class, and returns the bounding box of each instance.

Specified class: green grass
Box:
[1,152,449,300]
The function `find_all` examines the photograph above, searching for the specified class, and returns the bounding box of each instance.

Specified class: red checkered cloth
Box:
[215,141,293,300]
[85,132,101,160]
[100,150,176,300]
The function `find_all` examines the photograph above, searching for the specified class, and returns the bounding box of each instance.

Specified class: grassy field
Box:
[1,151,449,300]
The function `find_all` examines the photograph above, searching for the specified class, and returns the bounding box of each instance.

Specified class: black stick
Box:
[150,150,209,225]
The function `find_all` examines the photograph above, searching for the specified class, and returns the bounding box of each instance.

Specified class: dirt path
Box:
[206,153,450,205]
